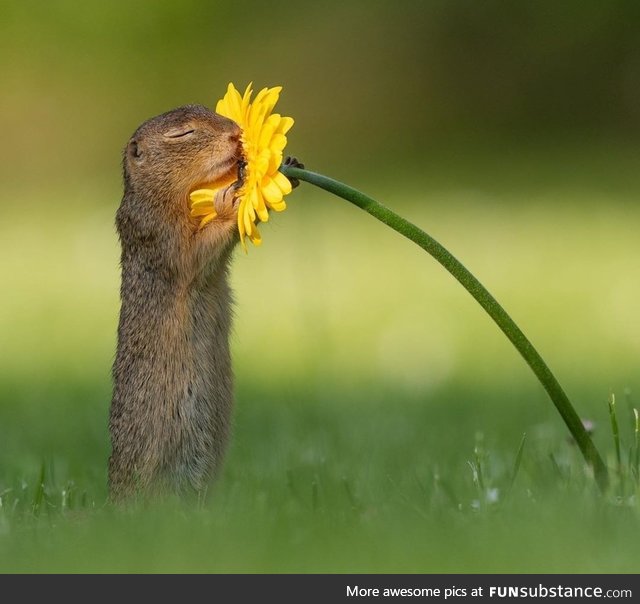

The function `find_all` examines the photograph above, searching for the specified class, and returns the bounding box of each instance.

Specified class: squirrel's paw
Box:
[214,184,239,216]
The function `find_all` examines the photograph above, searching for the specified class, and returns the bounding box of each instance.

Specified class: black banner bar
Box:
[0,574,637,603]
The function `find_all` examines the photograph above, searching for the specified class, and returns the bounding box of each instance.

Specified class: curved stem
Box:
[281,165,609,493]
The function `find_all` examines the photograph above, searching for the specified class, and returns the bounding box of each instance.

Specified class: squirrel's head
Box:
[118,105,242,277]
[123,104,241,203]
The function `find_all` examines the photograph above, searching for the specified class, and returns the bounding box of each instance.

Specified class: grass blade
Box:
[608,394,622,475]
[509,433,527,491]
[32,462,46,516]
[634,408,639,482]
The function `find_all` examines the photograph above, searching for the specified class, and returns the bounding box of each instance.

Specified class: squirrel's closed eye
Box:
[163,126,196,139]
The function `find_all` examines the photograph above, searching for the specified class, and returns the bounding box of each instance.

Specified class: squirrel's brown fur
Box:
[109,105,242,499]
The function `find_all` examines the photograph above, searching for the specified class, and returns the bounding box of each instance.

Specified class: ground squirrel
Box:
[109,105,243,499]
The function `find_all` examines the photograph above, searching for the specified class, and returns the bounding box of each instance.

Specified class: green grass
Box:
[1,384,640,573]
[1,143,639,572]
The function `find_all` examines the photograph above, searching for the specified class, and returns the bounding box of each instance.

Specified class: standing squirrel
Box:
[109,105,243,499]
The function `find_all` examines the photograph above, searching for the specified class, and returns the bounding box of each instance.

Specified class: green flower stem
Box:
[281,165,609,493]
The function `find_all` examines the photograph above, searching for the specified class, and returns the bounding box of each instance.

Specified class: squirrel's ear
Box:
[128,140,143,160]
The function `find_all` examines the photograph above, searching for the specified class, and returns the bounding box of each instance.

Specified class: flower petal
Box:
[276,116,294,135]
[254,188,269,223]
[248,225,262,246]
[256,151,270,176]
[269,200,287,212]
[244,203,255,236]
[190,199,215,210]
[216,83,236,118]
[258,120,277,150]
[199,213,217,228]
[268,151,283,175]
[270,133,287,154]
[261,177,284,206]
[191,206,216,217]
[272,171,293,195]
[237,205,247,249]
[189,189,216,204]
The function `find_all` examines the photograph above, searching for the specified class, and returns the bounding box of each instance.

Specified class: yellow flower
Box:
[189,83,294,249]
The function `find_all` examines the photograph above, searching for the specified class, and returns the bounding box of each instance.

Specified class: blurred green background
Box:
[1,0,639,572]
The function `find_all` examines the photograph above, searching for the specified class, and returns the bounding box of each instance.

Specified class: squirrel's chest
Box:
[170,289,233,424]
